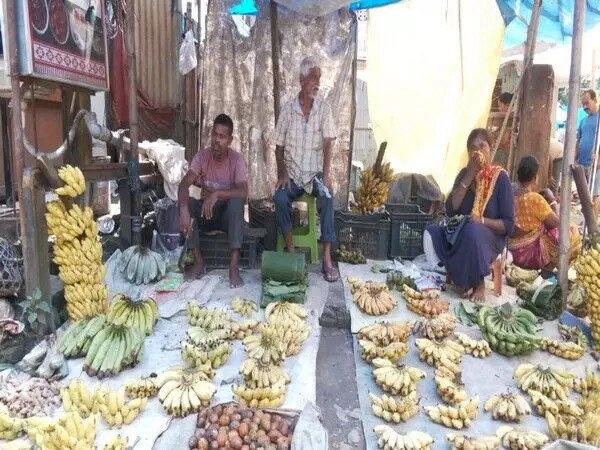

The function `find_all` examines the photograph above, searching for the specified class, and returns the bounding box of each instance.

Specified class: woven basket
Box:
[0,238,23,297]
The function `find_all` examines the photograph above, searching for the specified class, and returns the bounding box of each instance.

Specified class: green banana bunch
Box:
[118,245,167,285]
[57,315,107,358]
[107,294,159,335]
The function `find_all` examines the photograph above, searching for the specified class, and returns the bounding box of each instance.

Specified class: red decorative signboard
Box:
[18,0,110,91]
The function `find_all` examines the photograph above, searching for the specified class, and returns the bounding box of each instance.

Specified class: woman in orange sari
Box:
[509,155,581,270]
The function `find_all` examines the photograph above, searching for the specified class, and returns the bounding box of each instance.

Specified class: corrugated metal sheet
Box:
[134,0,181,107]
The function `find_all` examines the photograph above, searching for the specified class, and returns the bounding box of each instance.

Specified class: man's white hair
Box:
[300,57,319,77]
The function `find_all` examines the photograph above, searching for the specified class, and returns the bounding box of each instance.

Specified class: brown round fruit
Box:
[209,441,219,450]
[188,436,198,448]
[241,446,250,450]
[220,415,231,427]
[232,413,242,422]
[209,414,220,424]
[260,417,271,432]
[228,430,239,441]
[276,436,290,450]
[216,433,228,447]
[230,436,243,450]
[278,422,289,436]
[215,405,224,416]
[268,430,282,443]
[238,422,249,438]
[198,437,210,450]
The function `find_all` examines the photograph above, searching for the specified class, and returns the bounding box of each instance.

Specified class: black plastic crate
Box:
[334,211,390,260]
[386,203,433,260]
[197,227,265,269]
[249,201,278,251]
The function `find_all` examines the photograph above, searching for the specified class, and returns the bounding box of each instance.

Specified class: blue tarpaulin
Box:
[229,0,399,15]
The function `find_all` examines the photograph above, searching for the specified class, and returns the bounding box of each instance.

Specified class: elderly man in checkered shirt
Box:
[273,56,339,282]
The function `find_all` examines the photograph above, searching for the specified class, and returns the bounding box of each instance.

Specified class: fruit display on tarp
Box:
[574,369,600,396]
[106,295,159,336]
[574,243,600,348]
[415,338,464,366]
[354,162,394,214]
[513,364,575,400]
[447,433,500,450]
[57,315,107,358]
[495,426,549,450]
[372,425,433,450]
[412,313,456,340]
[358,321,413,346]
[371,358,425,395]
[402,285,449,318]
[453,332,492,358]
[155,366,216,417]
[368,391,419,423]
[230,297,258,317]
[516,281,563,321]
[352,281,398,316]
[484,392,531,422]
[360,339,409,363]
[424,395,480,429]
[118,245,167,285]
[34,410,96,450]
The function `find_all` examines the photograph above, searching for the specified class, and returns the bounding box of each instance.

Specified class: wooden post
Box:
[270,1,281,124]
[559,0,586,298]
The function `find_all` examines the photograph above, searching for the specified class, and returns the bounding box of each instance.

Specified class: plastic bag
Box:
[179,29,197,75]
[291,402,328,450]
[154,198,180,251]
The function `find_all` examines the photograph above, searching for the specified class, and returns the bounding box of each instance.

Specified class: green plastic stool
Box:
[276,193,320,264]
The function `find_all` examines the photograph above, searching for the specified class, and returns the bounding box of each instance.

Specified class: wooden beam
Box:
[559,0,586,298]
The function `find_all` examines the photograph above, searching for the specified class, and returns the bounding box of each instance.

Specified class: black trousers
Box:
[187,197,244,249]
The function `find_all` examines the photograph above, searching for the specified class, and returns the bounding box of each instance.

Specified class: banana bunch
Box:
[513,364,574,400]
[186,303,231,329]
[435,375,467,405]
[60,380,102,418]
[181,339,232,369]
[187,327,232,346]
[402,285,449,318]
[353,282,398,316]
[157,369,216,416]
[447,433,500,450]
[415,338,464,366]
[230,297,258,317]
[373,425,433,450]
[371,358,425,395]
[545,412,600,445]
[369,391,419,423]
[424,396,480,429]
[240,358,290,389]
[46,202,96,242]
[354,163,394,214]
[83,323,145,378]
[124,376,159,398]
[230,319,260,339]
[567,284,588,317]
[0,413,23,440]
[259,322,310,356]
[38,411,96,450]
[102,435,129,450]
[97,386,147,428]
[540,337,584,360]
[454,332,492,358]
[505,265,539,288]
[56,164,86,197]
[58,264,106,285]
[495,426,549,450]
[232,381,286,408]
[347,276,365,294]
[64,283,109,321]
[52,234,103,265]
[578,391,600,414]
[386,270,417,292]
[558,321,589,347]
[412,313,456,340]
[358,321,413,346]
[23,417,57,446]
[574,244,600,347]
[243,326,287,365]
[265,301,307,325]
[484,392,531,422]
[359,339,409,363]
[477,303,540,356]
[107,295,159,336]
[527,390,581,416]
[574,369,600,396]
[335,245,367,264]
[57,315,107,358]
[118,245,167,285]
[435,356,462,381]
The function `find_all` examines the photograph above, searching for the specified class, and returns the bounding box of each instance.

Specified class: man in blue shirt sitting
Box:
[576,89,599,183]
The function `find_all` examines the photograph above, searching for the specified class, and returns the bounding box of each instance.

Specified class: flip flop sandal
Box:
[322,265,340,283]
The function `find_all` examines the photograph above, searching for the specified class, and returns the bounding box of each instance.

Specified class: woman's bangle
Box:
[460,182,468,189]
[482,217,485,225]
[550,201,558,207]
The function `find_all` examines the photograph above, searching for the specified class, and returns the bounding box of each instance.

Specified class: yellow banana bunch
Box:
[495,426,549,450]
[181,339,232,370]
[124,376,159,398]
[157,369,216,416]
[425,396,480,429]
[369,391,419,423]
[353,283,398,316]
[0,413,24,441]
[259,321,310,357]
[435,375,467,405]
[243,327,286,365]
[186,303,231,329]
[505,265,539,287]
[53,235,101,266]
[513,364,574,400]
[37,411,96,450]
[56,164,86,197]
[373,425,433,450]
[232,381,287,408]
[61,380,103,418]
[359,339,408,363]
[545,411,600,445]
[240,358,290,389]
[402,285,449,318]
[567,284,588,317]
[540,337,585,360]
[412,313,456,340]
[371,358,425,395]
[435,356,463,381]
[23,417,57,447]
[578,391,600,414]
[265,300,307,325]
[447,433,500,450]
[230,319,260,339]
[107,295,159,336]
[415,338,464,366]
[96,386,147,428]
[527,389,582,416]
[230,297,258,317]
[102,435,129,450]
[574,244,600,348]
[58,264,106,285]
[358,321,413,345]
[64,283,108,320]
[354,165,393,214]
[454,332,492,358]
[484,392,531,422]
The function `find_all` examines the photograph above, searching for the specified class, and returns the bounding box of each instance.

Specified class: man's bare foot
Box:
[461,288,473,299]
[184,262,206,281]
[229,267,244,288]
[470,282,486,304]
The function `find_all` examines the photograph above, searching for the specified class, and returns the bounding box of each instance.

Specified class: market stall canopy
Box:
[230,0,400,15]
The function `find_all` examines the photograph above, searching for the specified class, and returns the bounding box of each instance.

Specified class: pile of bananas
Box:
[505,265,539,287]
[424,396,480,429]
[484,392,531,422]
[415,338,464,366]
[97,386,148,428]
[447,433,500,450]
[412,313,456,340]
[107,294,159,336]
[558,321,588,347]
[55,164,86,197]
[156,367,216,416]
[187,327,231,345]
[23,417,59,448]
[243,326,286,365]
[63,283,108,320]
[495,426,549,450]
[369,391,419,423]
[574,369,600,396]
[477,303,540,356]
[435,357,462,381]
[566,284,588,317]
[232,381,287,408]
[371,358,425,395]
[181,339,232,369]
[527,390,581,416]
[57,315,107,358]
[359,339,409,363]
[514,364,574,400]
[102,435,129,450]
[230,297,258,317]
[386,271,417,291]
[265,301,307,325]
[60,380,102,417]
[540,337,584,360]
[435,374,467,405]
[125,375,159,398]
[351,282,397,316]
[38,411,96,450]
[230,319,260,339]
[0,413,23,440]
[118,245,167,285]
[373,425,433,450]
[347,276,366,294]
[402,285,449,318]
[574,243,600,347]
[358,321,413,346]
[335,245,367,264]
[240,358,290,389]
[186,304,231,330]
[454,332,492,358]
[545,412,600,445]
[259,321,310,357]
[83,323,145,378]
[354,162,394,214]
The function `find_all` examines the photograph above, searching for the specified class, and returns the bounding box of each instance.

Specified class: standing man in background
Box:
[576,89,599,183]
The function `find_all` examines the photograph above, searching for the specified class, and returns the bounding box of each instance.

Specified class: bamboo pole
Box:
[559,0,586,298]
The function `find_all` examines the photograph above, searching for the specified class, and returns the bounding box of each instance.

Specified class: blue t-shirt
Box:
[577,112,599,166]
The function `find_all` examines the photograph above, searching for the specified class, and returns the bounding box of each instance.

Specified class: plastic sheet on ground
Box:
[345,263,597,450]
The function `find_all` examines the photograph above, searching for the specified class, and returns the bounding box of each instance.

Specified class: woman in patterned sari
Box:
[424,129,515,303]
[508,155,581,271]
